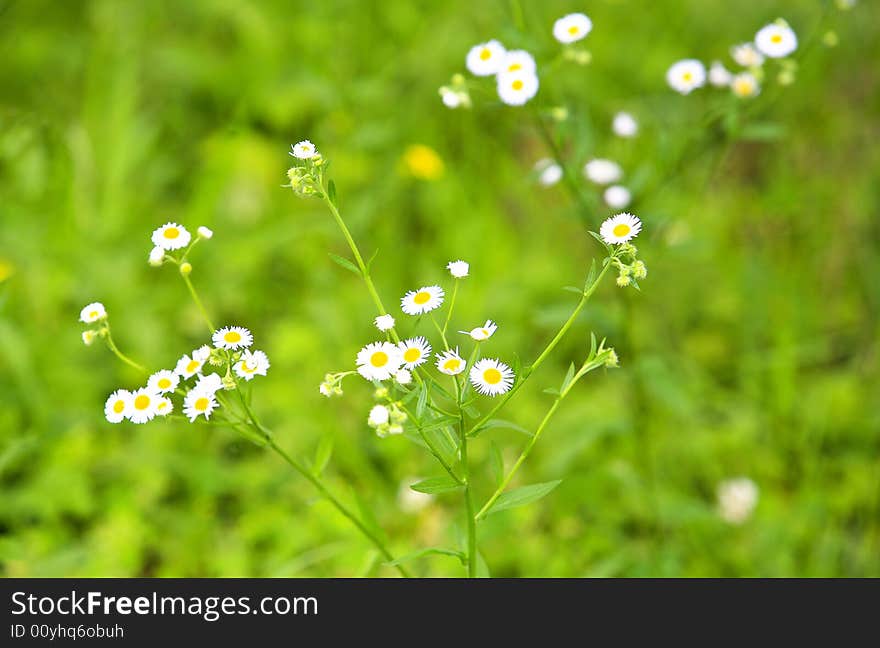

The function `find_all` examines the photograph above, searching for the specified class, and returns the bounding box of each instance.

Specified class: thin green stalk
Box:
[454,376,477,577]
[442,279,459,337]
[398,402,463,485]
[431,313,450,350]
[104,324,147,373]
[182,274,215,333]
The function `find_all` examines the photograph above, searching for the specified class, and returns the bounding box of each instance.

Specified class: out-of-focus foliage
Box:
[1,0,878,577]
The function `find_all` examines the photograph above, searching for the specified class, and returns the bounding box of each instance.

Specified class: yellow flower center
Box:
[195,397,209,411]
[568,25,579,35]
[508,63,522,72]
[682,72,693,82]
[164,227,180,239]
[481,329,489,337]
[771,33,783,44]
[241,361,254,372]
[158,378,172,389]
[403,348,420,363]
[479,47,492,61]
[512,79,524,91]
[734,79,753,96]
[443,359,460,372]
[158,401,168,411]
[113,400,125,414]
[224,331,242,343]
[186,360,200,373]
[370,351,388,367]
[134,395,150,410]
[413,291,431,305]
[612,224,631,237]
[483,368,502,384]
[89,310,98,318]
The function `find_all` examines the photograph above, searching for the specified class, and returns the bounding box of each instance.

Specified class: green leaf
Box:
[588,230,610,252]
[584,259,598,289]
[354,493,386,542]
[489,442,504,487]
[562,286,584,295]
[472,418,533,438]
[739,121,786,142]
[366,248,380,274]
[327,179,337,206]
[560,362,576,393]
[328,252,361,276]
[385,547,465,567]
[421,425,459,466]
[475,550,491,578]
[482,480,562,517]
[311,434,333,476]
[410,476,463,494]
[543,387,561,396]
[589,332,598,358]
[416,383,428,418]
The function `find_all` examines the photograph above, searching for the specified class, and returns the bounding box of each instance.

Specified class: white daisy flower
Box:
[717,477,759,524]
[395,369,412,385]
[731,72,760,98]
[147,370,180,394]
[129,388,160,424]
[197,226,214,239]
[234,350,270,381]
[79,302,106,324]
[148,246,166,266]
[612,112,638,138]
[604,185,632,209]
[553,13,592,44]
[375,314,396,331]
[183,389,219,422]
[496,70,539,106]
[755,21,797,58]
[193,345,212,362]
[398,336,432,368]
[195,372,224,394]
[290,140,317,159]
[156,397,173,417]
[583,158,623,185]
[212,326,253,350]
[708,60,733,87]
[666,59,706,95]
[319,383,332,397]
[469,358,515,396]
[461,320,498,341]
[465,40,506,76]
[731,43,764,68]
[151,222,192,251]
[600,212,642,244]
[104,389,132,424]
[368,404,390,427]
[441,87,462,109]
[356,341,404,381]
[435,348,466,376]
[82,330,97,346]
[500,49,536,75]
[401,285,445,315]
[174,353,205,379]
[534,158,563,187]
[447,260,469,279]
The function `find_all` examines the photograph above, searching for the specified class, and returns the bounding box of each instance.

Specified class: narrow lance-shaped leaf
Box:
[328,252,361,276]
[482,480,563,517]
[410,476,463,494]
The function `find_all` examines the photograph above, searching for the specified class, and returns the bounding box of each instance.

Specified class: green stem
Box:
[234,387,410,577]
[104,324,147,373]
[454,377,477,577]
[431,313,450,351]
[398,403,463,485]
[442,280,459,337]
[182,274,215,334]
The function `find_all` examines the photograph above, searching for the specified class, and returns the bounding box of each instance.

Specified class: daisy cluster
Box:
[441,12,592,109]
[667,19,798,98]
[286,140,325,197]
[598,213,647,288]
[99,325,270,425]
[147,222,213,270]
[319,258,518,438]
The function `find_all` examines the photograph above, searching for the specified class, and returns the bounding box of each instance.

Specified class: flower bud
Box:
[180,262,192,276]
[82,330,97,346]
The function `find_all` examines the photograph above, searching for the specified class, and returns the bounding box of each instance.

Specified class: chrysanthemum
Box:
[604,185,632,209]
[435,348,466,376]
[465,40,506,76]
[147,370,180,394]
[290,140,317,159]
[234,350,270,381]
[666,59,706,95]
[375,313,396,331]
[368,404,390,427]
[80,302,107,323]
[708,61,732,87]
[174,353,205,379]
[148,246,165,266]
[357,341,404,381]
[534,158,563,187]
[500,50,536,75]
[212,326,253,350]
[183,389,219,422]
[612,112,638,138]
[755,21,797,58]
[395,369,412,385]
[553,13,592,44]
[469,358,515,396]
[128,388,160,424]
[600,213,642,244]
[197,226,214,239]
[397,336,432,368]
[731,43,764,68]
[731,72,760,98]
[447,260,469,279]
[156,397,173,417]
[461,320,498,341]
[583,159,623,185]
[195,372,224,394]
[496,71,539,106]
[104,389,132,424]
[401,286,444,316]
[151,222,192,251]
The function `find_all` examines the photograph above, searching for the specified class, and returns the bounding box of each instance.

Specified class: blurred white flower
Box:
[447,259,470,278]
[290,140,317,159]
[148,246,165,266]
[398,477,434,513]
[553,13,592,44]
[709,60,733,87]
[375,314,396,331]
[79,302,106,323]
[82,330,97,346]
[466,40,506,76]
[612,112,638,137]
[197,226,214,239]
[604,185,632,209]
[666,59,706,94]
[368,404,390,427]
[394,369,412,385]
[732,72,760,98]
[497,70,539,106]
[755,20,797,58]
[500,49,536,75]
[584,158,623,185]
[534,158,563,187]
[731,43,764,68]
[717,477,759,524]
[440,87,462,108]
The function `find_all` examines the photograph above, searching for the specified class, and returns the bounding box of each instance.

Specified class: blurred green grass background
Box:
[1,0,878,577]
